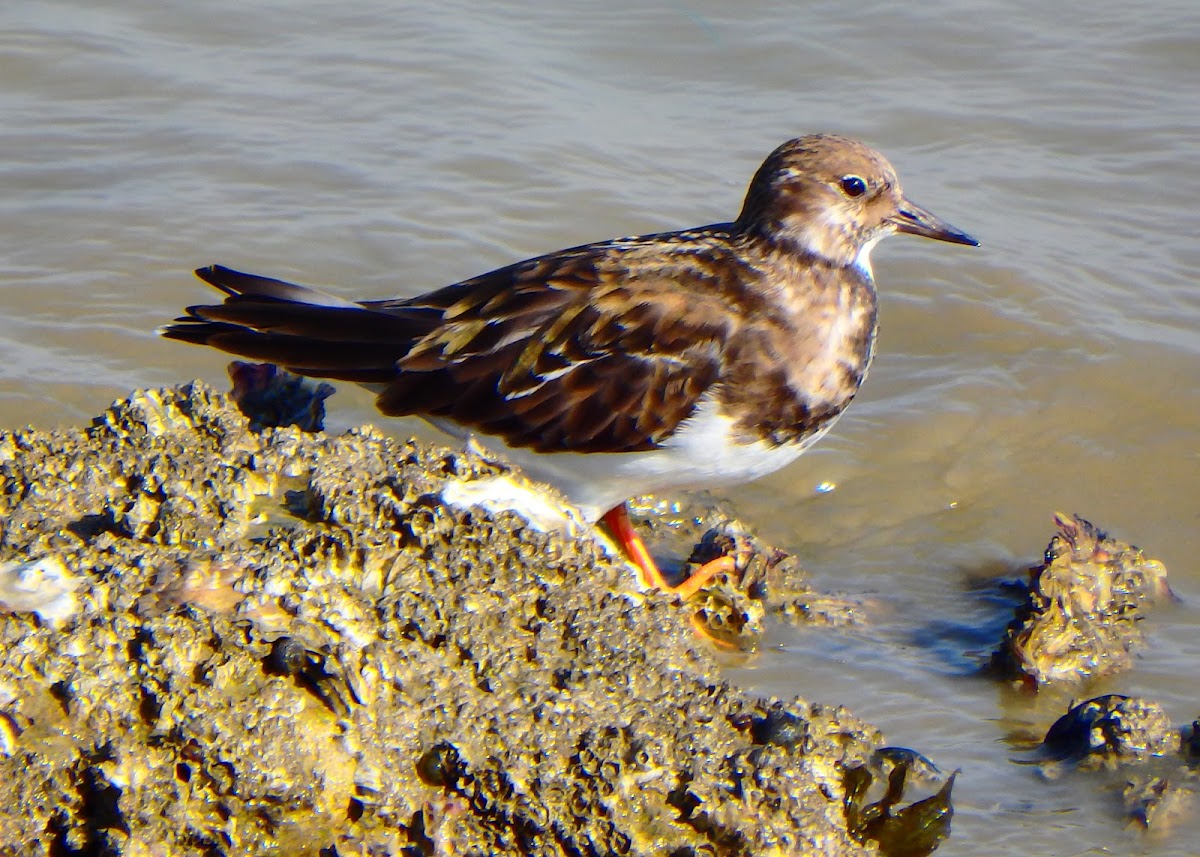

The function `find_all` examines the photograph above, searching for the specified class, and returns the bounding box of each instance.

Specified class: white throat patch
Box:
[853,232,886,280]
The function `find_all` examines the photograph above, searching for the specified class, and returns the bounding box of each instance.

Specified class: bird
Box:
[162,134,978,598]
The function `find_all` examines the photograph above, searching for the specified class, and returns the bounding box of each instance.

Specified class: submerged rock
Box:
[1122,770,1199,835]
[0,382,897,856]
[1035,695,1196,835]
[990,513,1174,687]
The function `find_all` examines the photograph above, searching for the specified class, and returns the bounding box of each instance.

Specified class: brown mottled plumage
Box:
[163,135,976,542]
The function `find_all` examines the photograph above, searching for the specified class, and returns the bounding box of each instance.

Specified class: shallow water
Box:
[3,1,1199,853]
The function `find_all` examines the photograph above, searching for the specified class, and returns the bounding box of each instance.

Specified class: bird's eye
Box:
[839,175,867,198]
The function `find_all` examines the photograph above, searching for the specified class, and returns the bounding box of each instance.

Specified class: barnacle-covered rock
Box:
[1040,695,1180,767]
[633,498,868,652]
[991,513,1174,687]
[0,382,894,856]
[1034,695,1194,834]
[227,360,335,432]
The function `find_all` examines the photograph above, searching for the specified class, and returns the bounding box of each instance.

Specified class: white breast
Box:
[477,395,824,522]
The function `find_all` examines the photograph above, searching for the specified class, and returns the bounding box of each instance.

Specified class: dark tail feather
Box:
[160,265,428,383]
[195,264,362,308]
[180,299,426,344]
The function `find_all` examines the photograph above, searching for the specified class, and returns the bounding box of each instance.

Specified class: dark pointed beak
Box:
[891,198,979,246]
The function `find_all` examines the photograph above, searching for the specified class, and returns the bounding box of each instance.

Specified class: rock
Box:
[631,496,868,652]
[1035,695,1195,835]
[1040,695,1180,767]
[991,513,1173,687]
[0,382,900,856]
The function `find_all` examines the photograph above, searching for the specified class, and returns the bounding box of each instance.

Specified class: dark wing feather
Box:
[375,241,737,454]
[163,229,746,453]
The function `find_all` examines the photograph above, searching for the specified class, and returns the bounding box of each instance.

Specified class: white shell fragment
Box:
[439,472,588,539]
[0,556,80,628]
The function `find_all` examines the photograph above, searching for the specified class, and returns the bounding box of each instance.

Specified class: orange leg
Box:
[599,504,736,599]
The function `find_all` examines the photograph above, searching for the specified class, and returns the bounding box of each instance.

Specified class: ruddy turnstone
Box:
[162,135,977,596]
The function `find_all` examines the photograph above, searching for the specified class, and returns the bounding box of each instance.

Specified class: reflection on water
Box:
[2,1,1199,853]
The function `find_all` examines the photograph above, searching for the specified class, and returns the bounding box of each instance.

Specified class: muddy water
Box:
[2,1,1199,853]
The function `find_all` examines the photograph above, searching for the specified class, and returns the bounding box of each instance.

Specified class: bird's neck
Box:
[736,215,860,272]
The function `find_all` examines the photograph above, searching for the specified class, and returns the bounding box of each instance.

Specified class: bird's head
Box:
[737,135,978,273]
